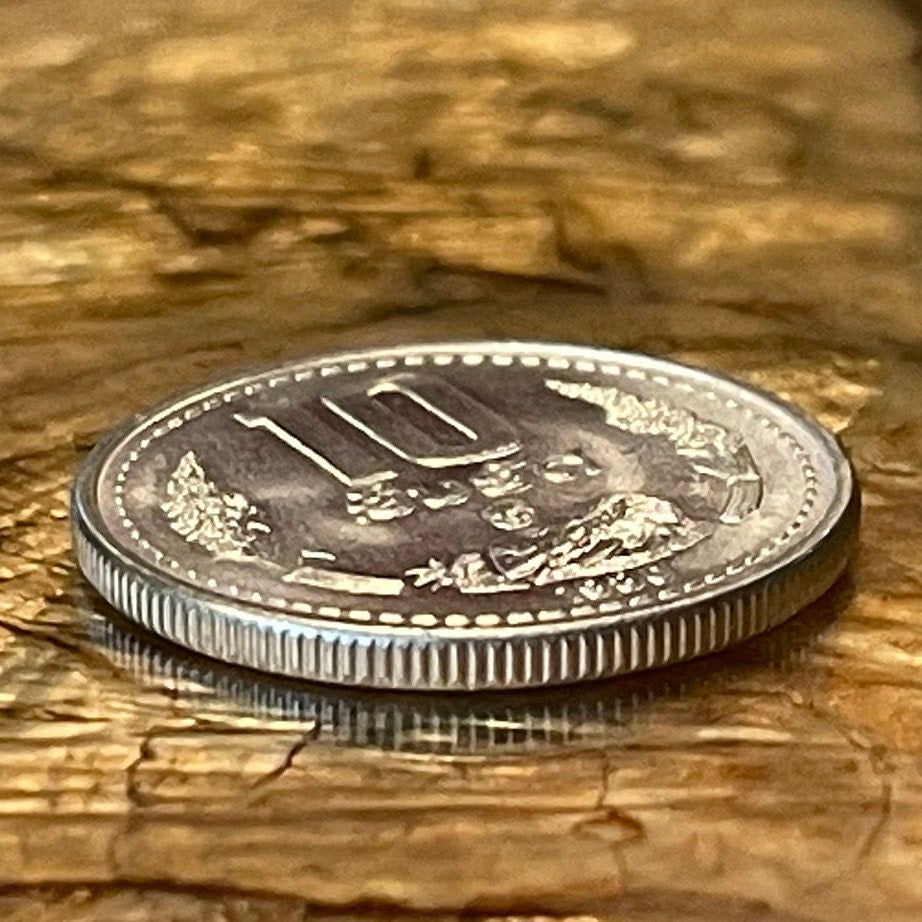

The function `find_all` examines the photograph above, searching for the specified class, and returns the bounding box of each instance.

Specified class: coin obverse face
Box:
[72,341,858,691]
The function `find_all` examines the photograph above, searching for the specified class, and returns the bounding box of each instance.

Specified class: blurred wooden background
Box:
[2,1,922,920]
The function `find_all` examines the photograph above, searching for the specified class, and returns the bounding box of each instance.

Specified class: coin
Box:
[72,341,858,691]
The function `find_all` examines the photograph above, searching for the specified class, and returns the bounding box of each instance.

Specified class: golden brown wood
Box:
[2,1,922,919]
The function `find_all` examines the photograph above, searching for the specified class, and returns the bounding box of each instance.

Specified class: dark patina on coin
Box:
[72,342,858,690]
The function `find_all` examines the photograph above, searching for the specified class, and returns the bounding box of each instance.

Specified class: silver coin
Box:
[72,341,858,691]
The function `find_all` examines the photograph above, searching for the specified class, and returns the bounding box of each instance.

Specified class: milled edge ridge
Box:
[72,483,859,691]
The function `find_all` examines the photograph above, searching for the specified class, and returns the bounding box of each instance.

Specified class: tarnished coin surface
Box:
[72,341,858,691]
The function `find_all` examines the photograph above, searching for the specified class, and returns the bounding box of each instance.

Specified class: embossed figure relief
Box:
[233,373,520,487]
[161,452,270,558]
[160,371,764,605]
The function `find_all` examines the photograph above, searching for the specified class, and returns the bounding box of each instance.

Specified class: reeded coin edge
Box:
[73,481,859,691]
[91,584,842,755]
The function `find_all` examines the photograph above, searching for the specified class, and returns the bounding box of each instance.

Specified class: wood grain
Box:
[2,1,922,919]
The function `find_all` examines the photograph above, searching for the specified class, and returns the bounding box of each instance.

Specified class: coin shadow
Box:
[79,570,855,758]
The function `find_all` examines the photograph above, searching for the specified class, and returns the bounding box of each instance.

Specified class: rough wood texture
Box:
[2,1,922,919]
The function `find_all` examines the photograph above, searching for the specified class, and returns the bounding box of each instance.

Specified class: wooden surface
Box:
[2,1,922,919]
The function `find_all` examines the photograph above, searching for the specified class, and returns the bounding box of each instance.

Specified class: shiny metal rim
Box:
[73,478,859,691]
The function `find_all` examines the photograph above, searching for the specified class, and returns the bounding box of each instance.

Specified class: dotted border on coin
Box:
[108,351,819,630]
